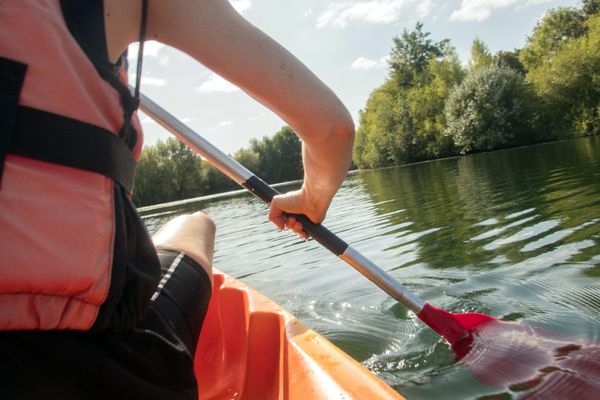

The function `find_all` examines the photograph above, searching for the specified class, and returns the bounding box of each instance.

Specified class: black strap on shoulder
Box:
[0,57,28,187]
[60,0,145,151]
[133,0,148,100]
[10,106,136,192]
[1,56,135,191]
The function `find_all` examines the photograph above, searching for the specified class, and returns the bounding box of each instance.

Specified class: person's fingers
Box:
[292,221,306,237]
[286,215,296,226]
[268,203,285,231]
[269,191,312,239]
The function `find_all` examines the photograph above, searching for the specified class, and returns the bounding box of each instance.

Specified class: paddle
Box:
[138,93,600,398]
[138,92,492,357]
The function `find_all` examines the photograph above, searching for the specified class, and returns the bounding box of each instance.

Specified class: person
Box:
[0,0,354,398]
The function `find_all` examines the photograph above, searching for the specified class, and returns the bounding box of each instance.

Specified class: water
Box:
[142,136,600,399]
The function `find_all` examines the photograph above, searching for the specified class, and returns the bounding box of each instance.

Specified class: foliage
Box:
[583,0,600,16]
[493,50,526,75]
[468,39,493,71]
[136,3,600,206]
[248,126,303,183]
[519,7,587,72]
[389,22,451,88]
[133,127,303,206]
[522,13,600,137]
[354,24,462,168]
[133,137,207,206]
[354,82,408,168]
[444,64,536,154]
[355,2,599,170]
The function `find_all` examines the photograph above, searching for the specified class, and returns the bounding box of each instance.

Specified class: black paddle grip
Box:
[242,176,349,256]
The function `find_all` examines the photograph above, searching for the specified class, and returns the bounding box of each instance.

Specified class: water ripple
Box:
[143,137,600,400]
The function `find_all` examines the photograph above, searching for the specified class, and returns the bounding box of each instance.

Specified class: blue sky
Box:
[133,0,579,155]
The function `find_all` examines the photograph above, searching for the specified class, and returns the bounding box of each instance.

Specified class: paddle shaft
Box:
[139,92,426,314]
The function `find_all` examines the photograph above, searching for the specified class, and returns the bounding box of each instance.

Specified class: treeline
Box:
[354,1,600,168]
[134,1,599,206]
[133,126,302,206]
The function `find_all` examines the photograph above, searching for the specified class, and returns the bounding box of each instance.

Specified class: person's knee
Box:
[190,211,216,236]
[153,212,216,282]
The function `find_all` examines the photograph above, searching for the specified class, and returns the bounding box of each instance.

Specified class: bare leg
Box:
[152,212,216,284]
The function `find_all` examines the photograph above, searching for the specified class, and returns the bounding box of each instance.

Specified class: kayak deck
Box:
[194,271,404,399]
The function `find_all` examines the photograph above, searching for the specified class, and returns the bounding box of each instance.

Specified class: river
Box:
[141,136,600,399]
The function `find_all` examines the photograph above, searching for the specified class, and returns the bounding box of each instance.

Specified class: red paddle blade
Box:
[417,303,496,359]
[418,304,600,398]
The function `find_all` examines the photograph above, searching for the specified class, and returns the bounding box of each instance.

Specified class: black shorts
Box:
[0,250,212,400]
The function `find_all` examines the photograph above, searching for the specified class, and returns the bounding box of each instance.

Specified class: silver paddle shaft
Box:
[138,92,426,314]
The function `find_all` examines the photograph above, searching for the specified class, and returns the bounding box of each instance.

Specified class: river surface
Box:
[141,136,600,399]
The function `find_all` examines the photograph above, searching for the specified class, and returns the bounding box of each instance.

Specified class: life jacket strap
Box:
[0,56,28,187]
[9,106,136,193]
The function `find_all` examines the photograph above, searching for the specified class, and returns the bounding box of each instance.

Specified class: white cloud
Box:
[129,40,166,57]
[197,74,240,93]
[450,0,550,22]
[129,76,167,87]
[516,0,552,11]
[317,0,422,29]
[351,56,389,70]
[230,0,251,13]
[416,0,434,18]
[158,54,170,66]
[139,115,158,125]
[217,120,233,127]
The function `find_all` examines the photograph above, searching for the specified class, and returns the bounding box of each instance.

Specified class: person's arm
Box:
[105,0,354,233]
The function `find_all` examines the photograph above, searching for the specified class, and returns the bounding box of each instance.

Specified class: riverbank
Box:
[138,136,598,215]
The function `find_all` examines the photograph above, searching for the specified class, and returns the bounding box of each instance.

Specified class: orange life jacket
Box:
[0,0,159,330]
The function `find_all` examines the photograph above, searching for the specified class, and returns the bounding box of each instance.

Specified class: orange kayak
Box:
[195,270,405,400]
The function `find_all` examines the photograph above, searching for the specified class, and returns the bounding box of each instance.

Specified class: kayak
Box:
[194,270,405,399]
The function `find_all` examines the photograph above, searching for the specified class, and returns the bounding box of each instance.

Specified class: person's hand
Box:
[268,187,328,240]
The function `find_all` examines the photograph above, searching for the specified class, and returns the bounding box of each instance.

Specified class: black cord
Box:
[133,0,148,100]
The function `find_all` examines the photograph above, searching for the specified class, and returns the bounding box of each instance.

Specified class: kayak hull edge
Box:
[194,270,405,400]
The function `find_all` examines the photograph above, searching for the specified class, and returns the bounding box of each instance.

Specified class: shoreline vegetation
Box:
[133,1,599,208]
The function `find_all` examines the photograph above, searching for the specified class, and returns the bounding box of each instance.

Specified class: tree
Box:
[468,38,493,70]
[233,147,260,174]
[354,23,463,168]
[493,50,526,75]
[354,82,404,168]
[406,52,464,159]
[583,0,600,16]
[249,126,303,183]
[529,14,600,136]
[519,7,587,72]
[444,64,536,154]
[389,22,450,88]
[133,137,207,206]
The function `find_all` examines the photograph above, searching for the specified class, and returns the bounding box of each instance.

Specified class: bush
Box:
[444,64,536,154]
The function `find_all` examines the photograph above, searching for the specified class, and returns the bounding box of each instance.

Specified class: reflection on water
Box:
[143,137,600,399]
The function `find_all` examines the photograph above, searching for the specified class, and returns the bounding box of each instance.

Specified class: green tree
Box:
[529,14,600,136]
[468,38,493,70]
[519,7,587,72]
[133,137,207,206]
[354,82,404,168]
[249,126,303,183]
[493,50,526,75]
[354,23,462,168]
[389,22,450,88]
[583,0,600,16]
[444,64,536,154]
[233,147,260,174]
[409,50,464,158]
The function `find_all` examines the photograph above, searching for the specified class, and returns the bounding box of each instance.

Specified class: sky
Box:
[131,0,580,155]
